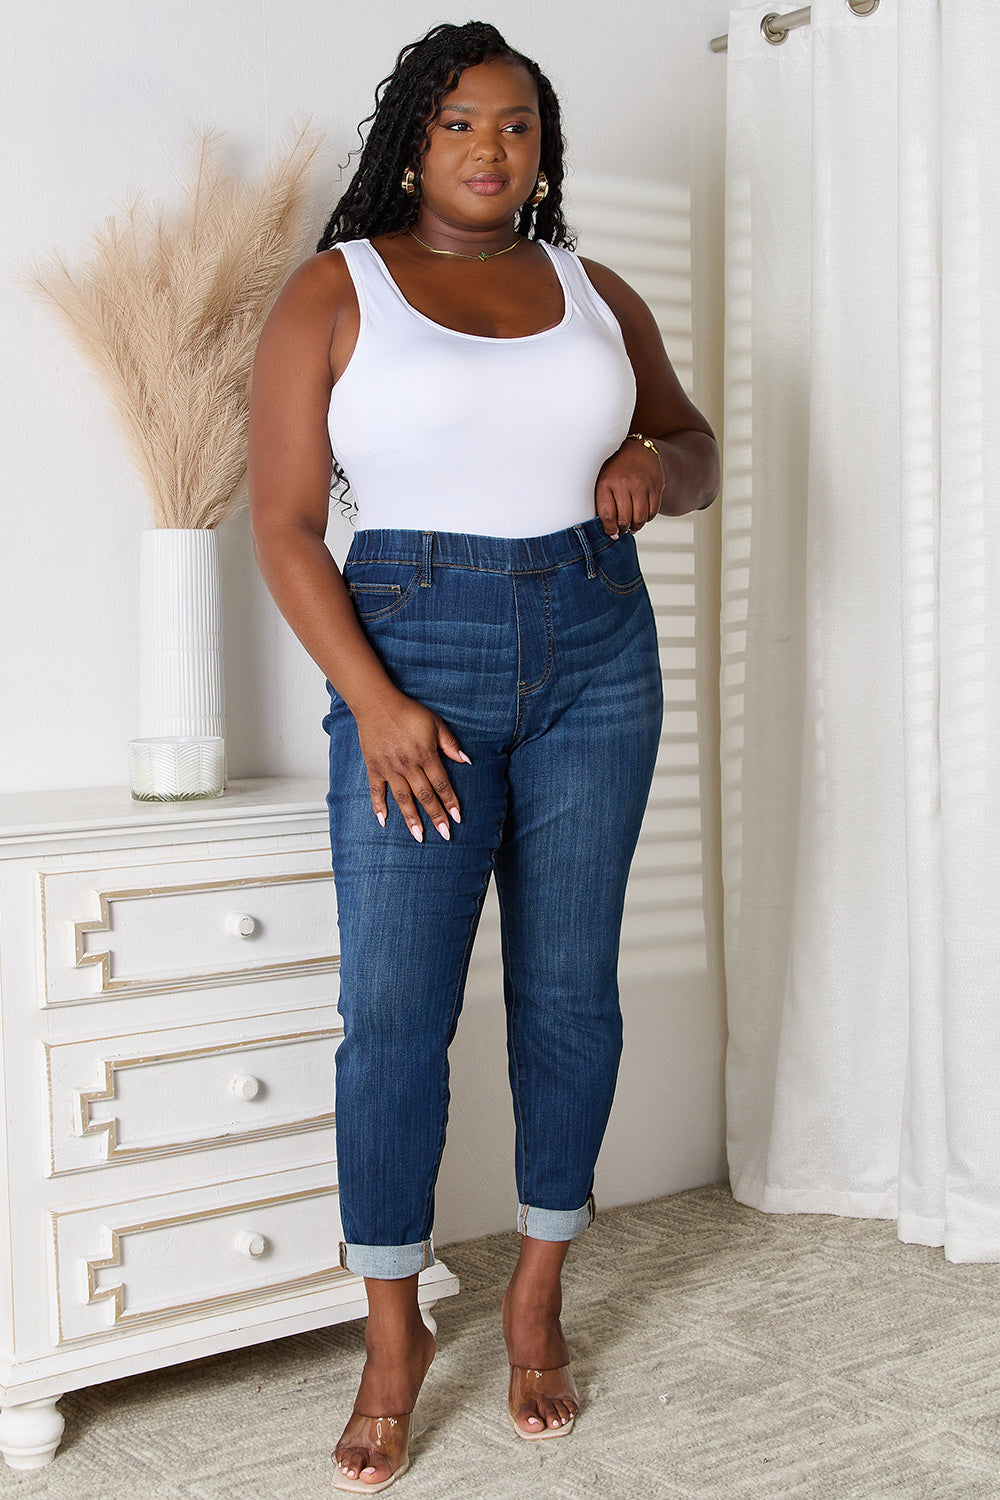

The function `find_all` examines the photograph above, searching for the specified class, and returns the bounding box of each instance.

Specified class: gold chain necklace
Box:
[408,229,523,262]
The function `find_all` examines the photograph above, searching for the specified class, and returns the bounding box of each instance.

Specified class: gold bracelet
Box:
[627,432,661,460]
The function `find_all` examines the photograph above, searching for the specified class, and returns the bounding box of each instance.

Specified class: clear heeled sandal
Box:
[332,1404,423,1493]
[507,1365,579,1441]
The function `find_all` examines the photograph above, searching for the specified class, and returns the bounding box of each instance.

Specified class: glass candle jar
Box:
[128,736,225,801]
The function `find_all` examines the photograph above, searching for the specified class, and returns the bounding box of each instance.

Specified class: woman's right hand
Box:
[353,687,470,842]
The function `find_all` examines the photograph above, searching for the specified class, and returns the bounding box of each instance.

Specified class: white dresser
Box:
[0,778,458,1468]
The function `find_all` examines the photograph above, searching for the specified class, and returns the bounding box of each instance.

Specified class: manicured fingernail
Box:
[435,821,450,841]
[376,810,385,828]
[449,806,461,823]
[458,751,472,764]
[409,823,423,842]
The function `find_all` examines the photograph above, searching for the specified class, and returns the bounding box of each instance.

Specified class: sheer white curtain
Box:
[720,0,1000,1262]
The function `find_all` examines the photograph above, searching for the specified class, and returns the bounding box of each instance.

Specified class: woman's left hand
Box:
[595,439,665,537]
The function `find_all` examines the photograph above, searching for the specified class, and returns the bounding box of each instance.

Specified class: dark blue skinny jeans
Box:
[324,516,662,1278]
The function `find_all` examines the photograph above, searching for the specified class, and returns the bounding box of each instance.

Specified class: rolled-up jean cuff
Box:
[339,1238,435,1279]
[517,1195,595,1241]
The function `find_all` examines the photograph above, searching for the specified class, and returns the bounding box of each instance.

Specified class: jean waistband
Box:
[347,514,617,574]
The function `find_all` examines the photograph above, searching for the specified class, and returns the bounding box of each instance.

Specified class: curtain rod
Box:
[710,0,879,54]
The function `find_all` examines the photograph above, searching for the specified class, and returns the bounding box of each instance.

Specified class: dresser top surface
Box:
[0,778,329,846]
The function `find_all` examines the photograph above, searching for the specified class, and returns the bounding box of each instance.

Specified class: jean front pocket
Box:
[593,534,644,596]
[344,561,421,622]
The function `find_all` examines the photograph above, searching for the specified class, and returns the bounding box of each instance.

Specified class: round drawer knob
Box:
[225,912,257,938]
[230,1074,261,1101]
[234,1231,268,1259]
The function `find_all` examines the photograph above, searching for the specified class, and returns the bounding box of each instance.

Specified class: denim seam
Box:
[495,867,529,1208]
[350,576,422,622]
[573,523,597,578]
[514,1201,593,1241]
[347,551,615,578]
[417,862,493,1242]
[594,567,645,597]
[510,577,526,746]
[352,603,415,623]
[338,1238,433,1276]
[519,574,554,697]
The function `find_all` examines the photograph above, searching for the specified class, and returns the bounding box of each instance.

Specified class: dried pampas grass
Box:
[27,127,323,529]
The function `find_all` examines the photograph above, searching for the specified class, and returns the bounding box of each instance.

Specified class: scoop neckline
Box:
[361,237,573,343]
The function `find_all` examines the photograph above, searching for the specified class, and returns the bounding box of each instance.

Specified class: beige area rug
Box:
[3,1185,999,1499]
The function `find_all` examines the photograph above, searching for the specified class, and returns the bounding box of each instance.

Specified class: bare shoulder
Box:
[264,249,354,334]
[253,250,361,390]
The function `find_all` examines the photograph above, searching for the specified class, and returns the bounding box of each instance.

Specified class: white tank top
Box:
[327,238,637,537]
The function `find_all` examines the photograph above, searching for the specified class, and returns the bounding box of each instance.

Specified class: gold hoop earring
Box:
[401,167,416,196]
[529,172,549,206]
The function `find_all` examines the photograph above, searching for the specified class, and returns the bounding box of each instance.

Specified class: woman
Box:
[249,20,718,1492]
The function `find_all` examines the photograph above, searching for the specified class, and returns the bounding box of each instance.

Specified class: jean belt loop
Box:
[421,531,433,587]
[573,523,596,579]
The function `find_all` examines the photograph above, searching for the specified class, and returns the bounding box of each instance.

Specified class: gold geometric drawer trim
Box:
[52,1180,348,1342]
[45,1028,341,1174]
[60,869,338,1001]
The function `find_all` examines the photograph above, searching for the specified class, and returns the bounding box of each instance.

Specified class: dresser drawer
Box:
[39,846,338,1007]
[45,1018,341,1174]
[51,1165,348,1343]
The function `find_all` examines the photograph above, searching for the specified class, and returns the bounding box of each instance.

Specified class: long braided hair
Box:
[317,21,574,252]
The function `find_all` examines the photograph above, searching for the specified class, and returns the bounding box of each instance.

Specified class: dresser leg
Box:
[0,1397,66,1468]
[419,1302,440,1338]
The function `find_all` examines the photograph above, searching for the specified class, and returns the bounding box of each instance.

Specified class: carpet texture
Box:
[2,1185,998,1498]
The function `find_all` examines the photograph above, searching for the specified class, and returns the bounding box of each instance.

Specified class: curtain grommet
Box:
[761,12,791,46]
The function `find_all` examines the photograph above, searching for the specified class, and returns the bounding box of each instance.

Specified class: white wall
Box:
[2,0,732,1245]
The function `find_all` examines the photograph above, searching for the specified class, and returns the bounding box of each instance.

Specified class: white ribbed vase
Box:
[139,529,224,740]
